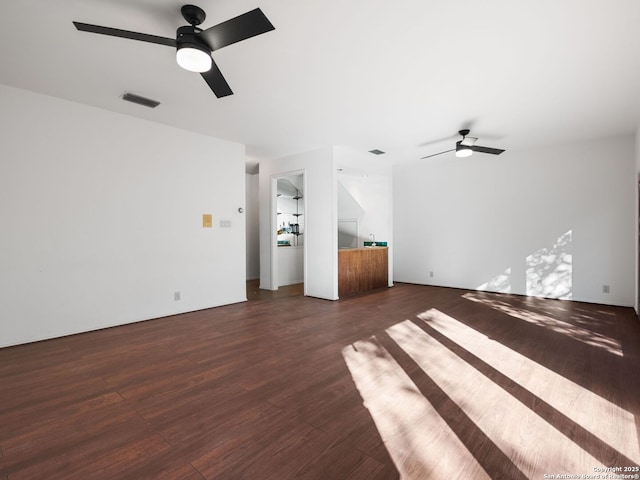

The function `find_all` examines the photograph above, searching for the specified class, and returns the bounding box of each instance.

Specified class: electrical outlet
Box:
[429,271,434,278]
[174,291,181,301]
[602,285,610,294]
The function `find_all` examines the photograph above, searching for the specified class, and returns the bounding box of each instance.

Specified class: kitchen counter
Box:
[278,245,303,286]
[338,246,388,297]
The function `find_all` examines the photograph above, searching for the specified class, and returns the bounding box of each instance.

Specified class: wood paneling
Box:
[0,282,639,479]
[338,247,388,297]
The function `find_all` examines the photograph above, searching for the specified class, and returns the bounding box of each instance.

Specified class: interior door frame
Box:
[270,169,306,294]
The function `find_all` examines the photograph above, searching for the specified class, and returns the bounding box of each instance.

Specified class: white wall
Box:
[0,84,247,347]
[259,148,337,300]
[394,135,635,307]
[246,173,260,280]
[335,147,394,286]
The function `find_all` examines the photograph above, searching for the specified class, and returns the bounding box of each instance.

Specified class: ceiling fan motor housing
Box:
[176,25,210,51]
[455,140,473,157]
[175,25,212,72]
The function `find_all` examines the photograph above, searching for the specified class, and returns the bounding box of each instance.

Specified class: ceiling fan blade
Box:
[200,60,233,98]
[421,148,455,160]
[417,133,457,148]
[73,22,176,47]
[460,136,478,146]
[471,145,505,155]
[200,8,275,51]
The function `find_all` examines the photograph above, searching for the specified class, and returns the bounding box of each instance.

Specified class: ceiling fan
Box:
[421,129,505,159]
[73,4,275,98]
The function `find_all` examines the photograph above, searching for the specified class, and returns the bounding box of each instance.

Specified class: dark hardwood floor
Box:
[246,279,304,301]
[1,282,639,479]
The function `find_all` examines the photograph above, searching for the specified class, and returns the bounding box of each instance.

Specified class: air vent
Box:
[121,92,161,108]
[368,149,385,155]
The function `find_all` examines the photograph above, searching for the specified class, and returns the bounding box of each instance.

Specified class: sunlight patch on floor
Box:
[387,318,605,477]
[462,292,622,356]
[342,339,491,480]
[414,309,639,463]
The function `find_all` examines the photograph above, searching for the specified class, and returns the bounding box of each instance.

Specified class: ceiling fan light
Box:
[176,44,212,72]
[456,144,473,158]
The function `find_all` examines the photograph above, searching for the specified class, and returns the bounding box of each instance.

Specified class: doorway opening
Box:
[272,172,305,296]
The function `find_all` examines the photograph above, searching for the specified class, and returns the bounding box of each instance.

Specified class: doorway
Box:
[273,172,305,295]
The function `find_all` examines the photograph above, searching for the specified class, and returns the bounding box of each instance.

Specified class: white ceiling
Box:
[2,0,640,166]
